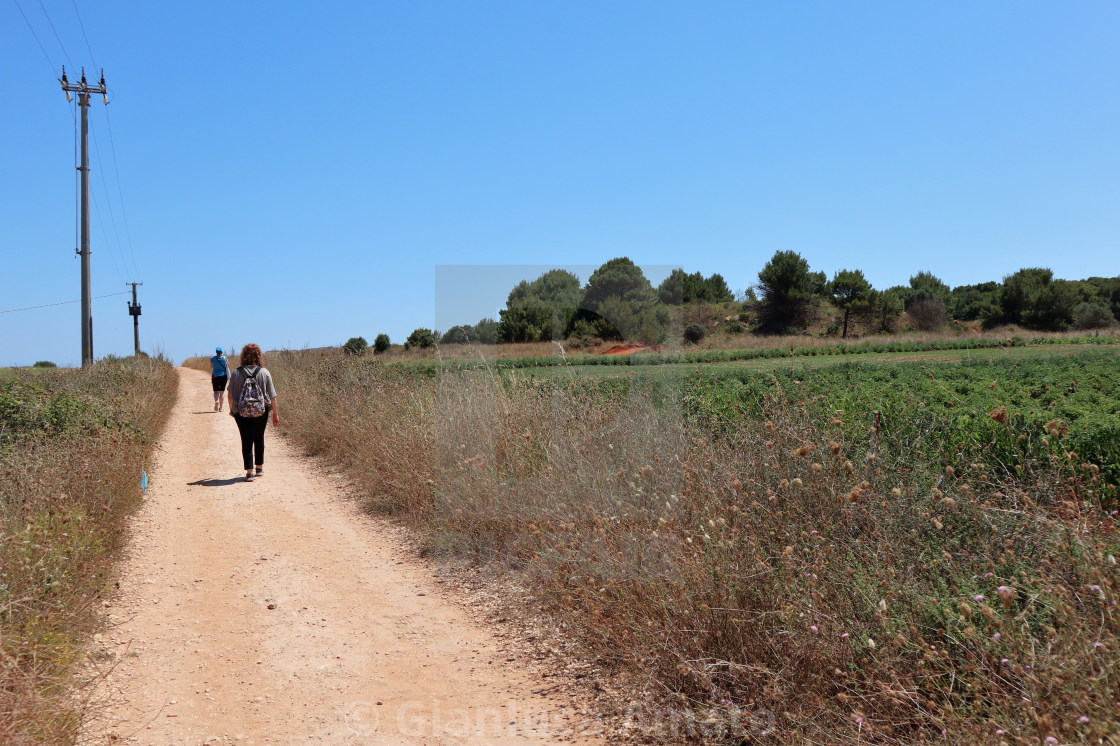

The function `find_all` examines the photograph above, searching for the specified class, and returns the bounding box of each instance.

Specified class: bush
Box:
[683,323,707,344]
[1073,302,1117,330]
[373,333,391,353]
[31,361,57,368]
[342,336,368,356]
[440,326,470,345]
[405,328,437,350]
[906,297,947,331]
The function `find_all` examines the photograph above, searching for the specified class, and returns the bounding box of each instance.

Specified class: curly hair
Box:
[239,343,263,367]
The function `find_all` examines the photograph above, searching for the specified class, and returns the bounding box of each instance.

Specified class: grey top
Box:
[228,365,277,414]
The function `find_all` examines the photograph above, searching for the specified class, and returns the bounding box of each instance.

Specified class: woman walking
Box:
[210,346,230,411]
[227,343,279,482]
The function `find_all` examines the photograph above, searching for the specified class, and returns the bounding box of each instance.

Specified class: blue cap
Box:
[216,346,223,353]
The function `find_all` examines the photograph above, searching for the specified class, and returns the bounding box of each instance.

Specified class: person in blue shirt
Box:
[210,347,230,411]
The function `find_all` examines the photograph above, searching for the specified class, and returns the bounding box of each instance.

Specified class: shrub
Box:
[906,297,947,330]
[373,333,391,353]
[405,328,437,350]
[342,336,368,356]
[1073,301,1117,330]
[32,361,57,368]
[440,326,472,345]
[683,323,707,344]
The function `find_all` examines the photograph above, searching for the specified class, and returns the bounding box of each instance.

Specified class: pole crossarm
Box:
[59,65,107,102]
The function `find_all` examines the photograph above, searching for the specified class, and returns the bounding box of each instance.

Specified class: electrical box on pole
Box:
[126,282,143,356]
[59,66,108,367]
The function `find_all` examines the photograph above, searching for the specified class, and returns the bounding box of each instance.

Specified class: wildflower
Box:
[866,637,876,649]
[1045,737,1058,745]
[1079,716,1090,724]
[1093,642,1105,650]
[810,625,819,634]
[991,632,1001,641]
[1001,658,1010,665]
[1089,584,1102,593]
[995,729,1005,735]
[974,594,985,602]
[841,632,850,639]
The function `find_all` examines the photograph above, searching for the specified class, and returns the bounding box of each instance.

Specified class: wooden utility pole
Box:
[126,282,143,356]
[59,66,108,367]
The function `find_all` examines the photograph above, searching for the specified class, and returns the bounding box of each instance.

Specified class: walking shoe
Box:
[214,401,219,411]
[255,467,264,478]
[245,471,254,482]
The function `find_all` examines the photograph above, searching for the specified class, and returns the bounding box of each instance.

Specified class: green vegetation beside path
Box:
[0,358,176,744]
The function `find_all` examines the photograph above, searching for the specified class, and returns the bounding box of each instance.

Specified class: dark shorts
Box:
[212,375,228,391]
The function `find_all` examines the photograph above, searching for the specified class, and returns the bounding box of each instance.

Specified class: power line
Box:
[89,120,132,279]
[102,107,140,278]
[89,184,127,283]
[0,291,129,315]
[70,0,96,70]
[35,0,73,69]
[11,0,58,75]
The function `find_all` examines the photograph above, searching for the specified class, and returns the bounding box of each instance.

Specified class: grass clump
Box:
[0,357,176,744]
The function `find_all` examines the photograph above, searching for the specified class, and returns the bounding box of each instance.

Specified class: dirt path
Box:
[83,368,603,745]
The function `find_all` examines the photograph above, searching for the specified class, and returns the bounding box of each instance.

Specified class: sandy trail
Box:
[83,367,601,745]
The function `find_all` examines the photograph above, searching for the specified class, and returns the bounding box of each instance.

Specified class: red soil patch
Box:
[601,343,653,355]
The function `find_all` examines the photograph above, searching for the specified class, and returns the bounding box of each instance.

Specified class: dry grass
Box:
[0,357,177,744]
[194,348,1120,743]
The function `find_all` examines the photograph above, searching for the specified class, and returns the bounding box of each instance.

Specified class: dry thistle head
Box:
[829,441,842,455]
[1043,419,1065,437]
[997,585,1015,608]
[989,406,1008,424]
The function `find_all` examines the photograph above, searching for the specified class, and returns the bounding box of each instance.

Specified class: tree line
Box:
[344,252,1119,353]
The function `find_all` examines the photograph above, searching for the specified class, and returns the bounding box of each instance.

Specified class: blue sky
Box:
[2,1,1118,365]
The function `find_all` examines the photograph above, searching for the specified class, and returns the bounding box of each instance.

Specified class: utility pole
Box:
[126,282,143,356]
[59,66,108,367]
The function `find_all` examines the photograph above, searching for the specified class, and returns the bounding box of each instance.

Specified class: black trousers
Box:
[233,409,269,470]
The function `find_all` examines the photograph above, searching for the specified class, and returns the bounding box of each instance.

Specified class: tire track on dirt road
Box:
[82,367,604,745]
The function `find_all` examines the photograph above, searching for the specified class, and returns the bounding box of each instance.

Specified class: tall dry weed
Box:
[268,349,1118,744]
[0,357,176,744]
